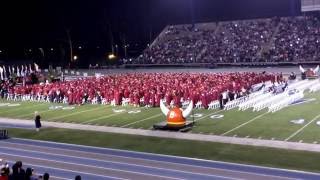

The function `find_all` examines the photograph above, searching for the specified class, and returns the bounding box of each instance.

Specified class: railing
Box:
[122,63,212,68]
[0,129,8,139]
[301,0,320,11]
[121,61,320,69]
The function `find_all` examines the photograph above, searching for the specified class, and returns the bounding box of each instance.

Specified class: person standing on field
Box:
[34,111,41,132]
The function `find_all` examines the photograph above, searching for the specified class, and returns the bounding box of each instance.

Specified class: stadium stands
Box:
[267,16,320,62]
[133,15,320,65]
[0,160,50,180]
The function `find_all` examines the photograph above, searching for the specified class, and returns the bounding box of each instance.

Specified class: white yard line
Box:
[221,112,268,136]
[122,108,224,128]
[16,108,54,118]
[0,103,44,114]
[121,113,163,128]
[47,106,106,121]
[82,107,143,124]
[195,109,224,122]
[82,112,126,124]
[285,113,320,141]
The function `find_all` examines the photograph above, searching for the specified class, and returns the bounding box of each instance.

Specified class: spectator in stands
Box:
[25,168,38,180]
[42,173,49,180]
[0,169,8,180]
[0,160,9,180]
[289,72,296,80]
[34,111,42,132]
[9,161,25,180]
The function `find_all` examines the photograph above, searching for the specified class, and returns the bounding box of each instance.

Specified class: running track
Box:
[0,138,320,179]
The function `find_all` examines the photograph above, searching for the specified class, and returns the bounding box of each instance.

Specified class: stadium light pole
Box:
[66,29,73,64]
[188,0,195,27]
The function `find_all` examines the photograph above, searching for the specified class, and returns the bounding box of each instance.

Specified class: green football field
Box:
[1,92,320,144]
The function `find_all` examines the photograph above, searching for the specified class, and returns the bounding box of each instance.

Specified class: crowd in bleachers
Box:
[0,159,82,180]
[203,19,276,63]
[137,27,207,64]
[0,72,279,109]
[134,15,320,64]
[266,16,320,62]
[0,160,49,180]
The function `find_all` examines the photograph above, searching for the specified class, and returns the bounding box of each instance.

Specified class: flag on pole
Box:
[8,66,11,76]
[24,65,28,74]
[29,64,33,73]
[0,66,3,80]
[21,65,24,77]
[3,66,7,79]
[17,66,20,77]
[34,63,40,72]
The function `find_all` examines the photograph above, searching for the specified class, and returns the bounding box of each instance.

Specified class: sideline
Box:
[1,118,320,153]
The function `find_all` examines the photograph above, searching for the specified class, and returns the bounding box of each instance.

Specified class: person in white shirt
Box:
[222,90,229,105]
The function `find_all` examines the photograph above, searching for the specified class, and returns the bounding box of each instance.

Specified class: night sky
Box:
[0,0,301,65]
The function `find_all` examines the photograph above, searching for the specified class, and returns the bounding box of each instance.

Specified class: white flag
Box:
[8,66,11,75]
[313,65,319,74]
[3,66,6,79]
[24,65,28,74]
[0,66,3,80]
[299,65,305,73]
[17,66,20,77]
[29,64,33,73]
[21,65,24,77]
[34,63,40,72]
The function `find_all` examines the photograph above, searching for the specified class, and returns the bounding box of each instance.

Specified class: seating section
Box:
[267,16,320,62]
[0,160,50,180]
[133,15,320,64]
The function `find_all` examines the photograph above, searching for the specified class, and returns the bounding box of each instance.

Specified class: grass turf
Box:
[1,92,320,143]
[6,127,320,173]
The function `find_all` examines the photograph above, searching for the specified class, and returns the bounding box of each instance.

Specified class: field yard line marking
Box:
[122,108,223,128]
[82,107,143,124]
[48,106,106,121]
[0,103,44,114]
[17,104,111,119]
[285,113,320,141]
[194,109,224,122]
[221,112,268,136]
[121,113,163,128]
[82,112,125,124]
[16,108,54,118]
